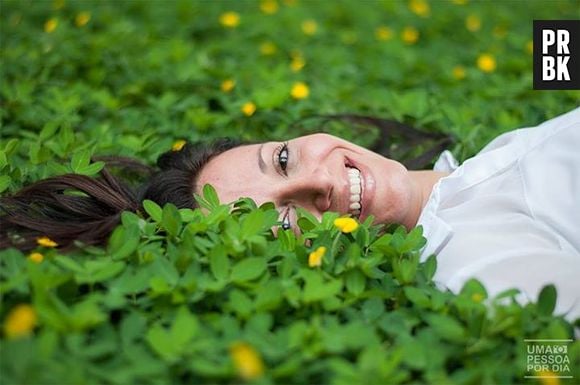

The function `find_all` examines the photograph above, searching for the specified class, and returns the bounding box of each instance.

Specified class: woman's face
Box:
[196,133,418,231]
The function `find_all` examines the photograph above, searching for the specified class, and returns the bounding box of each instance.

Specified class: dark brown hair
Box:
[0,139,241,252]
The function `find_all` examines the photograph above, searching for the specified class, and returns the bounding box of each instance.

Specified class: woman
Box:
[1,108,579,321]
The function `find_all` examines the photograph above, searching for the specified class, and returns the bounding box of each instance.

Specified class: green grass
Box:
[1,1,579,384]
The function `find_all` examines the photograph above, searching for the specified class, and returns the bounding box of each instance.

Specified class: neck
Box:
[406,170,448,229]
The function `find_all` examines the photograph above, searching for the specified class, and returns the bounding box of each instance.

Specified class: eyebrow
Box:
[257,143,266,174]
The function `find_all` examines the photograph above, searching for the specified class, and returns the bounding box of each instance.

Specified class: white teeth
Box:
[346,166,362,218]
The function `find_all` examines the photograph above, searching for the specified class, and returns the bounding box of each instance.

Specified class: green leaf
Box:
[362,298,385,322]
[421,254,437,281]
[537,284,557,316]
[296,207,318,231]
[54,255,85,273]
[120,311,147,346]
[404,287,430,308]
[39,121,59,141]
[402,339,427,369]
[255,280,283,311]
[108,225,140,260]
[3,139,20,155]
[209,245,230,280]
[278,228,296,251]
[240,209,265,239]
[345,269,366,296]
[162,203,181,237]
[203,184,220,208]
[303,271,342,303]
[399,226,426,253]
[146,324,178,362]
[231,257,267,282]
[76,261,126,284]
[170,306,198,347]
[228,289,254,318]
[143,200,163,222]
[149,276,171,294]
[0,150,7,169]
[70,149,91,173]
[297,217,316,232]
[425,314,466,342]
[0,175,11,193]
[151,257,179,287]
[76,161,105,176]
[393,257,418,284]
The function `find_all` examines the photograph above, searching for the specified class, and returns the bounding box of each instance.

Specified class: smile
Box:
[347,166,362,218]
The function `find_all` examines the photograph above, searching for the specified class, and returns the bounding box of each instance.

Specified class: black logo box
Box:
[533,20,580,90]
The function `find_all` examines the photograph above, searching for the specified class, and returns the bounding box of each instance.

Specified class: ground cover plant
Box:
[1,0,579,384]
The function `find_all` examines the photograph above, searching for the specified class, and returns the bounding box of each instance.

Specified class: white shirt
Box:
[417,107,580,322]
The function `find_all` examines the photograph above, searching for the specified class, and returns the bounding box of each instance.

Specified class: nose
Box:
[276,167,333,214]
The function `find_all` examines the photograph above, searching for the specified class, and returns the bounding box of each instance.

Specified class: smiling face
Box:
[196,133,422,231]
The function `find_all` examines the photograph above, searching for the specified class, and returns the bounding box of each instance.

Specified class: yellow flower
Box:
[75,12,91,27]
[401,26,419,45]
[301,19,318,36]
[3,304,37,339]
[52,0,65,10]
[477,53,496,73]
[9,14,22,27]
[290,82,309,100]
[493,25,507,39]
[221,79,235,92]
[44,18,58,33]
[409,0,430,17]
[452,65,466,80]
[308,246,326,267]
[290,55,305,72]
[229,342,265,380]
[260,0,279,14]
[471,293,484,303]
[172,139,187,152]
[536,371,561,385]
[28,252,44,264]
[260,41,277,56]
[241,102,256,116]
[465,14,481,32]
[219,12,240,28]
[334,217,359,233]
[37,236,58,248]
[341,31,358,45]
[526,40,534,55]
[375,26,393,41]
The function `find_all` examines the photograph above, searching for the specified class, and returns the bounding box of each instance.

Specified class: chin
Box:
[370,179,411,227]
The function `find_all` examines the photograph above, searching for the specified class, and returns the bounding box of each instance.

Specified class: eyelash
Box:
[281,207,292,230]
[275,142,291,229]
[275,142,289,176]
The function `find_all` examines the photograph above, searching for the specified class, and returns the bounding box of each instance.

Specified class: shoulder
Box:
[480,107,580,157]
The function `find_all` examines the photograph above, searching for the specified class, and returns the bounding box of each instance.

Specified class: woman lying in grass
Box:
[1,108,579,322]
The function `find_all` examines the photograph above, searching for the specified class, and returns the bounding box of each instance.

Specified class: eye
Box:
[276,142,289,174]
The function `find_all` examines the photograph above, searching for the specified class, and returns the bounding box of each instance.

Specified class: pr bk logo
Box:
[533,20,579,90]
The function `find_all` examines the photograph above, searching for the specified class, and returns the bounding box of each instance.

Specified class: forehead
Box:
[196,143,269,204]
